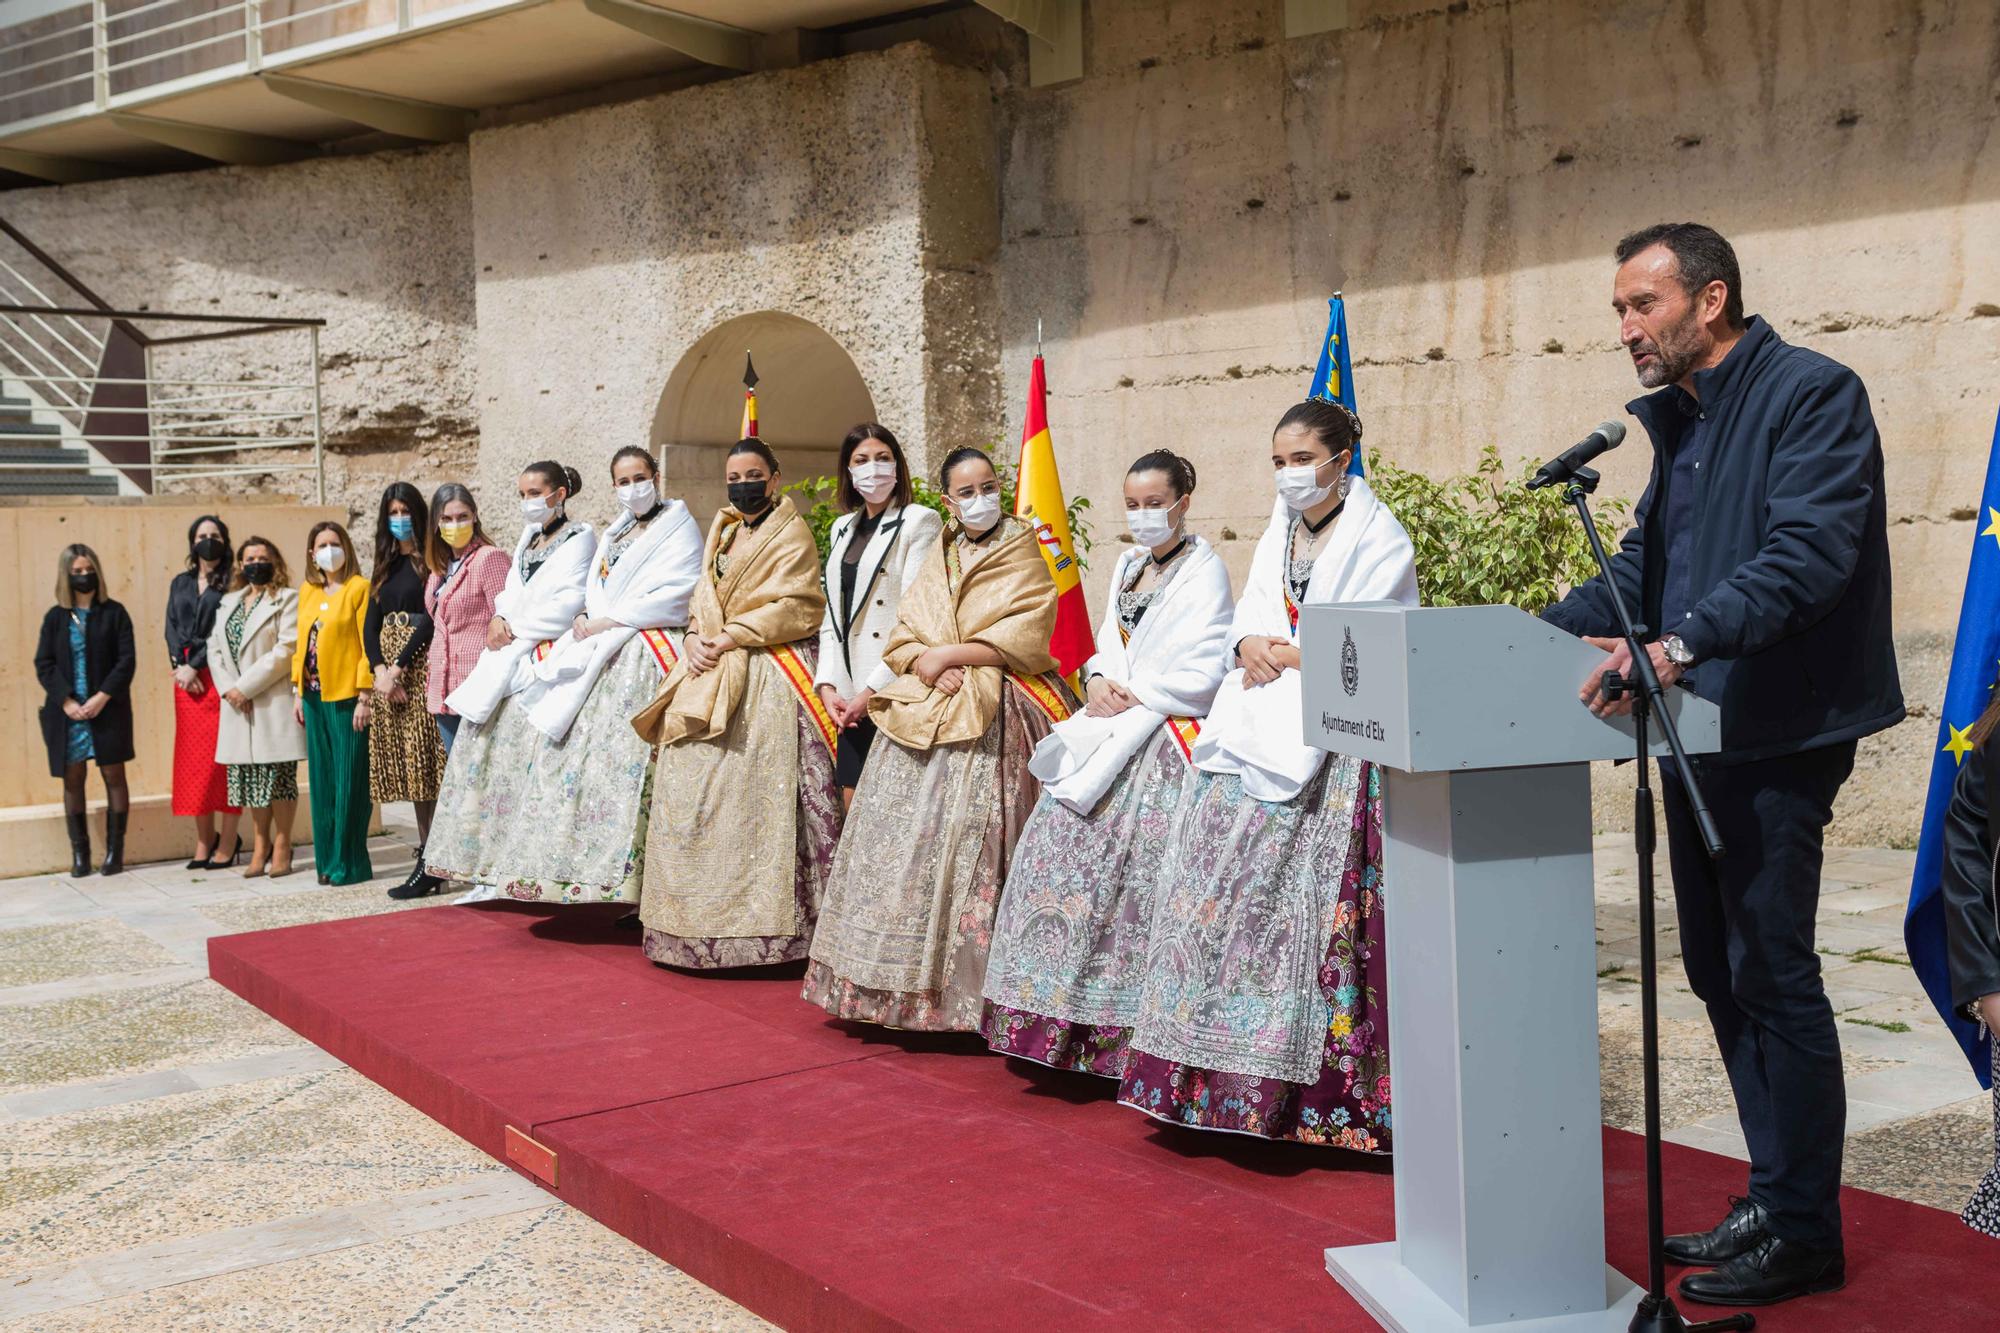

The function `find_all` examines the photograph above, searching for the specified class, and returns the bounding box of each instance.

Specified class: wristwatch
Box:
[1660,634,1695,667]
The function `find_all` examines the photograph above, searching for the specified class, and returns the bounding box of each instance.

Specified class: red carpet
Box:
[209,903,1992,1331]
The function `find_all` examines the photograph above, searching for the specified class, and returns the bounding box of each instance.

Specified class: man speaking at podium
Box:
[1540,223,1904,1308]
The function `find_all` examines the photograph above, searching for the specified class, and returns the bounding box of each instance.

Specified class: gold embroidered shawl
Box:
[868,516,1058,751]
[632,495,825,746]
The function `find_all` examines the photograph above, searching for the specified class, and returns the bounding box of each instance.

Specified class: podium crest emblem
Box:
[1340,625,1360,697]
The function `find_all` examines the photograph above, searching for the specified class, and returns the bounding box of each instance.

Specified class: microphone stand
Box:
[1558,466,1750,1333]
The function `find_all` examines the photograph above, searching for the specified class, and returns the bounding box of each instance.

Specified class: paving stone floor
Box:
[0,813,1990,1329]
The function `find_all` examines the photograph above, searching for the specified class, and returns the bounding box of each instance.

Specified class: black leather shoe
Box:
[1679,1235,1844,1306]
[1663,1195,1769,1267]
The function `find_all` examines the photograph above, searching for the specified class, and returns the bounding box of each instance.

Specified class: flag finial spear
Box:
[1036,317,1043,359]
[742,352,759,390]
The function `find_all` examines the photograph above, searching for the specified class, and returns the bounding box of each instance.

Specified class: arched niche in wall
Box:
[652,310,876,521]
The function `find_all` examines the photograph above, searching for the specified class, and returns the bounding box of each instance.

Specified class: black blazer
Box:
[165,568,224,671]
[1941,727,2000,1016]
[35,600,137,775]
[1543,317,1904,764]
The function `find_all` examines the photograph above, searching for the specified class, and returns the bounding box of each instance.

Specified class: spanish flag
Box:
[1013,353,1093,676]
[740,352,760,439]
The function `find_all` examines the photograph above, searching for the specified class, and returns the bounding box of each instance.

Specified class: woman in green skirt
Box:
[293,521,374,885]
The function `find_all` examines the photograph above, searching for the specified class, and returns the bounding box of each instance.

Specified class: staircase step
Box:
[0,445,96,466]
[0,417,61,435]
[0,475,121,496]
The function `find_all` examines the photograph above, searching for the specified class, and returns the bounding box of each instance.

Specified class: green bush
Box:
[1365,443,1631,613]
[784,454,1095,569]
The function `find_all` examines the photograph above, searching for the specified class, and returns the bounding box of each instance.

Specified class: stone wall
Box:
[990,0,2000,844]
[4,145,478,538]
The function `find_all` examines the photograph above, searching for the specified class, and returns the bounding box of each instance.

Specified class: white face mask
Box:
[849,459,898,504]
[313,545,344,574]
[614,479,657,515]
[520,494,558,525]
[1276,457,1341,512]
[1125,501,1181,548]
[954,491,1002,534]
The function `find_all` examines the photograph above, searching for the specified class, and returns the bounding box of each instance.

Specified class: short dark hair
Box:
[937,446,993,492]
[1126,449,1197,499]
[1615,222,1745,330]
[835,423,913,512]
[1274,399,1360,456]
[727,438,779,473]
[610,445,658,478]
[522,459,583,498]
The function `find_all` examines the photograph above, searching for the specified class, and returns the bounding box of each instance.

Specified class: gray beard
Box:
[1634,312,1705,388]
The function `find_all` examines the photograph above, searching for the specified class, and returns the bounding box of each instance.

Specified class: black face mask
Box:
[68,571,98,595]
[193,537,226,563]
[242,562,275,587]
[728,480,771,515]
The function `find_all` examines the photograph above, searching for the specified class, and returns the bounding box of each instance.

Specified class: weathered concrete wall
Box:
[992,0,2000,844]
[466,42,999,522]
[3,145,478,542]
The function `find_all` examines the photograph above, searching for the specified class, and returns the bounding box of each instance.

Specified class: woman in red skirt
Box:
[166,514,242,868]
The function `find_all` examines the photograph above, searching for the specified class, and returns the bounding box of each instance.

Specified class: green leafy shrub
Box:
[784,454,1095,568]
[1365,443,1631,613]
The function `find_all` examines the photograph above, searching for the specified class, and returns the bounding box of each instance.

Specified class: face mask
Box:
[314,546,344,574]
[1276,457,1341,512]
[242,561,275,586]
[193,536,226,563]
[849,459,898,504]
[438,520,474,549]
[615,479,658,515]
[387,515,415,542]
[728,479,770,515]
[955,491,1002,534]
[520,494,559,525]
[1125,500,1182,548]
[68,571,98,595]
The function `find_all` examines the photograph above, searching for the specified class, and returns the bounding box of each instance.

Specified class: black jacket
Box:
[1941,727,2000,1015]
[165,568,225,671]
[1543,317,1904,763]
[35,600,137,775]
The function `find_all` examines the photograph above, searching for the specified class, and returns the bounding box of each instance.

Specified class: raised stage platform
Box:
[208,902,1988,1331]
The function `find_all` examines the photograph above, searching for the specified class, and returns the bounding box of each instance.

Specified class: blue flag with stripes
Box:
[1308,294,1364,477]
[1904,404,2000,1088]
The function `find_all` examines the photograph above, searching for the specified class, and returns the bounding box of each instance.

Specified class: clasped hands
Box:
[683,630,739,676]
[62,692,109,722]
[1084,676,1139,717]
[1236,636,1301,687]
[1578,636,1684,718]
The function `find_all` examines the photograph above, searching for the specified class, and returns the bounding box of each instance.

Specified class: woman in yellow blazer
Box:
[294,521,374,885]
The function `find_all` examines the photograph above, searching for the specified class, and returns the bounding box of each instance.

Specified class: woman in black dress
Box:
[36,544,137,876]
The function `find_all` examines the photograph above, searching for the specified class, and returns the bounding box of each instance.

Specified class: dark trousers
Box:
[1658,740,1856,1249]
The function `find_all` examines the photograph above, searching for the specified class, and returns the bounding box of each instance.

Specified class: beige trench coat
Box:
[207,586,307,766]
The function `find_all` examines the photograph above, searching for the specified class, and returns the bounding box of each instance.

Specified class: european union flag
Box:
[1904,404,2000,1088]
[1308,293,1364,476]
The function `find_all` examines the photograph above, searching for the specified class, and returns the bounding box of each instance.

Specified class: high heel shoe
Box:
[185,845,214,871]
[202,837,243,870]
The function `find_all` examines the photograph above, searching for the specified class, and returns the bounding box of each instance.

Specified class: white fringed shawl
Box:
[443,521,596,725]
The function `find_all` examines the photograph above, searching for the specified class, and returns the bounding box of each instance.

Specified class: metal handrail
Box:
[0,303,325,327]
[105,5,243,50]
[1,43,95,80]
[1,15,95,55]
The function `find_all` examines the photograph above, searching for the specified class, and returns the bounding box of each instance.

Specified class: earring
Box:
[1338,473,1353,499]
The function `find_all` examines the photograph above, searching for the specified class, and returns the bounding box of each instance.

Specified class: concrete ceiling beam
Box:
[106,113,313,167]
[972,0,1081,87]
[0,146,121,184]
[259,73,472,143]
[579,0,757,72]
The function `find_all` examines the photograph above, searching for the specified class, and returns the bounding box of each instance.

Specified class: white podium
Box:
[1299,604,1721,1332]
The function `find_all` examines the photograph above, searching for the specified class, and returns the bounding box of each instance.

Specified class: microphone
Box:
[1526,420,1627,490]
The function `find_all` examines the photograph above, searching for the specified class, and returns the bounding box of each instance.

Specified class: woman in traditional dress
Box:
[424,484,512,758]
[165,514,242,869]
[423,461,597,896]
[457,445,703,907]
[294,521,374,886]
[982,450,1235,1073]
[1116,399,1417,1152]
[209,538,305,878]
[804,447,1071,1032]
[634,439,842,967]
[814,423,945,808]
[365,483,449,896]
[1940,690,2000,1237]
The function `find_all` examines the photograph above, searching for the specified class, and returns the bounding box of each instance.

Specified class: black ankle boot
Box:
[65,812,91,878]
[100,810,127,877]
[386,855,443,900]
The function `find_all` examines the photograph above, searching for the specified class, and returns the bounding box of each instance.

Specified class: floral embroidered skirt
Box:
[981,729,1189,1076]
[1115,757,1391,1153]
[803,679,1065,1033]
[424,640,661,903]
[1966,1039,2000,1238]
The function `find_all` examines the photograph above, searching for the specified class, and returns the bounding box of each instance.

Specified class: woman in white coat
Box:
[208,537,307,878]
[813,423,944,807]
[983,450,1235,1075]
[1117,399,1418,1152]
[422,460,597,896]
[461,445,704,906]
